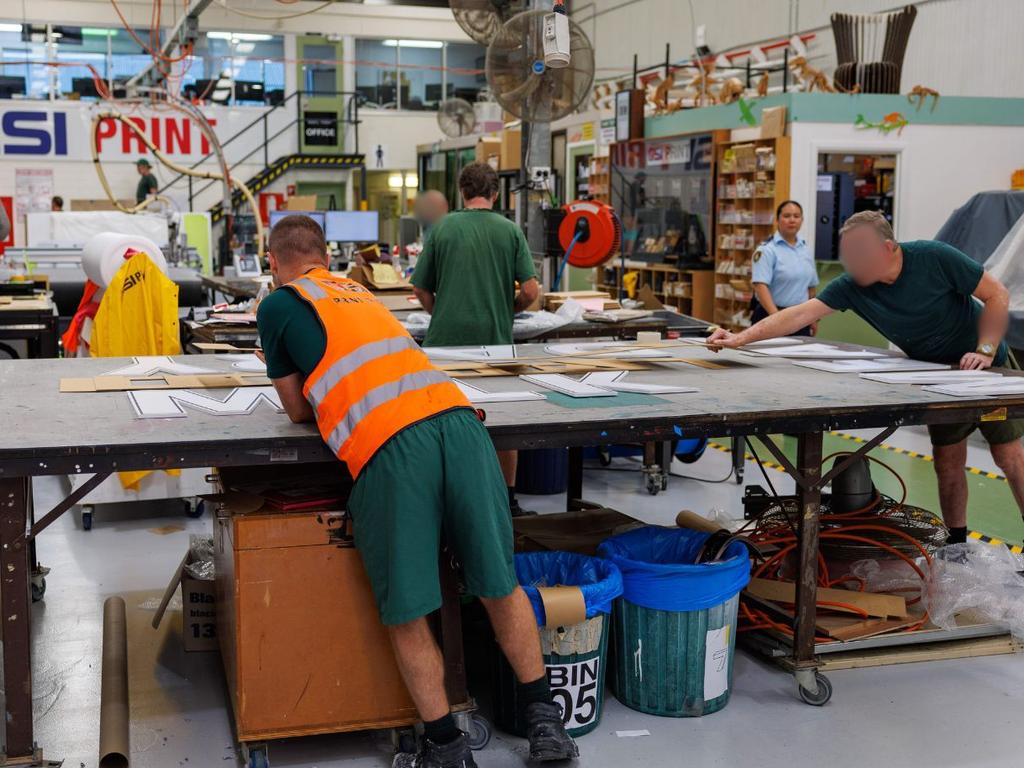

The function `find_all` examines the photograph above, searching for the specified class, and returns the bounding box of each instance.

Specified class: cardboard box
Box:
[153,544,218,652]
[513,508,644,556]
[476,136,501,169]
[348,263,413,291]
[501,127,522,171]
[760,106,787,139]
[285,194,318,211]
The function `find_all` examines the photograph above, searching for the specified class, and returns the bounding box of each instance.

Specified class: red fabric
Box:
[61,280,101,355]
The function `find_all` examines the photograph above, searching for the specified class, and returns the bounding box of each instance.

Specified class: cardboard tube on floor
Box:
[675,509,722,533]
[99,596,130,768]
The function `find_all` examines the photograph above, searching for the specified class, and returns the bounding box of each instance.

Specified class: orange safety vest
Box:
[287,268,471,477]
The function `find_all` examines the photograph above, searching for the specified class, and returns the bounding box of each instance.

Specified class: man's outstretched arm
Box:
[708,299,833,349]
[270,372,315,423]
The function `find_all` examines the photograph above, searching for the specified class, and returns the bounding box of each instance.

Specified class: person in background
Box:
[135,158,158,204]
[751,200,818,336]
[0,201,9,242]
[257,216,578,768]
[708,210,1024,545]
[413,190,449,239]
[412,162,540,517]
[51,196,64,212]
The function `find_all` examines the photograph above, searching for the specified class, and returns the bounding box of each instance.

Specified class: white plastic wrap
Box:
[984,212,1024,311]
[513,309,573,340]
[849,558,924,597]
[184,535,215,581]
[923,541,1024,639]
[81,232,168,288]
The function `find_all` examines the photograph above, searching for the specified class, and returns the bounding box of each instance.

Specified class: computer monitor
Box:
[269,210,326,232]
[72,77,101,99]
[324,211,379,243]
[0,76,27,98]
[234,80,265,102]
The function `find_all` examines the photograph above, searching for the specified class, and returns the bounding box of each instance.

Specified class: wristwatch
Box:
[976,343,995,357]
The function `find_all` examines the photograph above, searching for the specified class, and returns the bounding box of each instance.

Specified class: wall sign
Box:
[303,110,338,147]
[614,90,632,142]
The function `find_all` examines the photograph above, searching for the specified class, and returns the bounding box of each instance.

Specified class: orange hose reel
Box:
[558,200,621,268]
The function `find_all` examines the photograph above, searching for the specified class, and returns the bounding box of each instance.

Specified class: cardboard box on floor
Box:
[153,547,218,652]
[513,508,644,556]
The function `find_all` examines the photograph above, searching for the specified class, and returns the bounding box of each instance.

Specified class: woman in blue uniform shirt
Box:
[751,200,818,336]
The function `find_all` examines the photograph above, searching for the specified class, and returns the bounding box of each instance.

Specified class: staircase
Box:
[157,90,363,219]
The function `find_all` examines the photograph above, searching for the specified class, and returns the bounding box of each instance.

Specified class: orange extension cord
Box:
[737,453,934,640]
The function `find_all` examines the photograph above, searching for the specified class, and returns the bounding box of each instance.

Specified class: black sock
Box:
[423,712,460,745]
[947,526,968,544]
[517,673,553,710]
[508,486,517,506]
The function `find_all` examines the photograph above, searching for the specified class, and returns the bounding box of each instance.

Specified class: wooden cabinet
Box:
[713,137,791,331]
[596,261,714,321]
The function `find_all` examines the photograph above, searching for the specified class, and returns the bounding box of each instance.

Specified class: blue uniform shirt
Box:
[751,232,819,308]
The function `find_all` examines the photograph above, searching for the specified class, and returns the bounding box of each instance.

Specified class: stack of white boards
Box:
[855,369,1024,398]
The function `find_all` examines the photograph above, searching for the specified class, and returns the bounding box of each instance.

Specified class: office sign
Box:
[303,110,338,147]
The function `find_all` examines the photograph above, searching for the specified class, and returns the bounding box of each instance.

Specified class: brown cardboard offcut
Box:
[536,586,587,629]
[285,195,318,211]
[61,373,270,393]
[348,263,413,291]
[513,508,643,556]
[501,127,522,171]
[745,578,908,619]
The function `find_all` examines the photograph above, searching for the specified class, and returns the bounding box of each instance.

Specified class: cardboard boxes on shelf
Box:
[501,127,522,171]
[476,136,502,170]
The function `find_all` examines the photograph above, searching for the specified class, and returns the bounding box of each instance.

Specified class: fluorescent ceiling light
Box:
[82,28,113,36]
[382,39,443,49]
[235,42,255,53]
[0,23,23,33]
[388,174,404,188]
[404,174,418,187]
[208,31,272,42]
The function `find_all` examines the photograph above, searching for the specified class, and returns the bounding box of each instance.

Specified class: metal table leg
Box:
[792,432,827,702]
[566,446,583,511]
[731,436,745,483]
[0,477,43,763]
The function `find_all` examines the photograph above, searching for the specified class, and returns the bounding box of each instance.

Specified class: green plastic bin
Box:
[609,593,740,717]
[599,527,750,718]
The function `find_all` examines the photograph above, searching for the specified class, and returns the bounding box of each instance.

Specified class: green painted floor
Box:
[719,433,1024,546]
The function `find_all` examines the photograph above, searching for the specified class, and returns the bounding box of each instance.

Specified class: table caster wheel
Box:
[735,468,744,484]
[645,475,661,496]
[466,714,492,751]
[31,576,46,603]
[798,672,833,706]
[82,507,93,531]
[599,448,612,466]
[241,743,269,768]
[184,498,205,519]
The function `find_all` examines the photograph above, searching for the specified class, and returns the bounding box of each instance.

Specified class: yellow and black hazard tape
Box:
[707,437,1023,555]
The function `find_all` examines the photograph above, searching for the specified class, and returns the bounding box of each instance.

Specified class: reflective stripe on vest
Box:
[306,335,420,411]
[323,368,452,455]
[292,276,327,300]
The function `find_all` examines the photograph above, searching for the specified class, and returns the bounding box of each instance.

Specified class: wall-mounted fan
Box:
[450,0,529,46]
[437,98,478,137]
[485,9,595,123]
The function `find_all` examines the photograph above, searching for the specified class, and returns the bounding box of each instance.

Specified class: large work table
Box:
[0,344,1022,761]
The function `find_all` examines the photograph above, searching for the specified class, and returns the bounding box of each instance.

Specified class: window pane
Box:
[355,39,397,110]
[444,42,486,103]
[302,42,337,96]
[398,42,442,111]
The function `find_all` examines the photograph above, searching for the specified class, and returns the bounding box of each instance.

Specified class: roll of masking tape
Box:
[81,232,167,288]
[636,331,662,345]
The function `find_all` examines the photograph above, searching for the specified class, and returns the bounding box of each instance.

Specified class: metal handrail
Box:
[158,89,361,210]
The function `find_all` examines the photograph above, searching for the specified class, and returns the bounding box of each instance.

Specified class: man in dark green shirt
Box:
[135,158,158,204]
[412,163,540,515]
[709,210,1023,544]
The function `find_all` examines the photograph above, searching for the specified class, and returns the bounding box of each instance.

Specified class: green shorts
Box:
[927,418,1024,447]
[347,408,517,626]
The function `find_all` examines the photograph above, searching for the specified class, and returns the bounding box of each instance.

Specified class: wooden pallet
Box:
[817,633,1022,671]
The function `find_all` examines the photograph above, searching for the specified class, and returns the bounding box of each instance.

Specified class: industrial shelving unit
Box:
[713,136,791,331]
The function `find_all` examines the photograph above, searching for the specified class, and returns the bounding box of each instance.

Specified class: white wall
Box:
[582,0,1024,98]
[788,121,1024,254]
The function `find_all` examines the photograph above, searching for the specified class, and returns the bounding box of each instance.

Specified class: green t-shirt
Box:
[136,172,158,204]
[255,286,326,379]
[818,240,1008,366]
[411,209,536,347]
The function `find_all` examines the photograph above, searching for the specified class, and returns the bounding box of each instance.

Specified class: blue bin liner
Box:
[514,551,624,627]
[598,527,751,612]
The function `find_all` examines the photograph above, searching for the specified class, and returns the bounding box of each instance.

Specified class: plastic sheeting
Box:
[184,534,215,581]
[924,541,1024,640]
[598,527,751,612]
[984,212,1024,313]
[514,551,623,626]
[26,210,170,248]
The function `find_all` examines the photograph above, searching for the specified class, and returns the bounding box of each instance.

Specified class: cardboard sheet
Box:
[744,343,884,359]
[61,373,271,393]
[924,380,1024,397]
[520,373,617,398]
[745,578,908,619]
[859,370,1002,385]
[581,371,699,395]
[793,358,950,374]
[454,380,545,404]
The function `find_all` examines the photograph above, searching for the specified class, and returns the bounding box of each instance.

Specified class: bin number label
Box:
[703,625,730,701]
[547,658,600,729]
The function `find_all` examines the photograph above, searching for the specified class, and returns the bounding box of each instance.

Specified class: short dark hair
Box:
[268,214,327,265]
[459,162,499,200]
[52,196,63,208]
[775,200,802,219]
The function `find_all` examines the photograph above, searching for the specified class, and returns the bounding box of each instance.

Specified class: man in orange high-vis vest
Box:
[257,216,577,768]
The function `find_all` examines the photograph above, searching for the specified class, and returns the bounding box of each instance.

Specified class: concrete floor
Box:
[26,430,1024,767]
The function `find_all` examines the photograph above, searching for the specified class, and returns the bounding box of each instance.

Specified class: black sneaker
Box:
[392,734,478,768]
[510,498,538,518]
[524,702,579,762]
